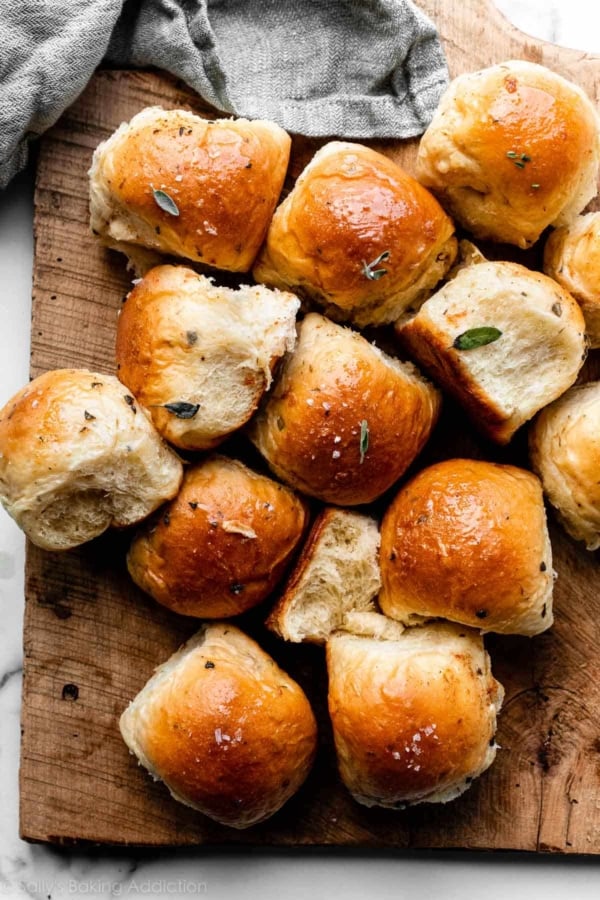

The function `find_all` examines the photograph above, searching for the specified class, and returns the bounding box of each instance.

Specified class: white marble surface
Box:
[2,3,600,898]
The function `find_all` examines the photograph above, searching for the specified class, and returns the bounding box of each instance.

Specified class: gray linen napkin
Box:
[0,0,449,189]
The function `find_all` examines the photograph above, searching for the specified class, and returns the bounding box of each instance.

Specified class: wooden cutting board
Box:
[20,0,600,851]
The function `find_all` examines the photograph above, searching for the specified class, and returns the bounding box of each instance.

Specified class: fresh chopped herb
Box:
[362,250,390,281]
[84,410,96,421]
[453,326,502,351]
[359,419,369,464]
[186,330,198,346]
[506,150,531,169]
[152,188,180,217]
[162,401,200,419]
[276,415,286,431]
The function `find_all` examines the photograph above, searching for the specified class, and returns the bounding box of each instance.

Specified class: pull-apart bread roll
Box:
[120,624,317,828]
[379,459,554,636]
[116,266,300,450]
[416,61,600,248]
[398,260,586,444]
[127,456,308,618]
[248,313,441,505]
[89,107,291,271]
[0,370,182,550]
[253,141,457,327]
[544,213,600,348]
[267,508,381,644]
[530,382,600,550]
[327,620,504,808]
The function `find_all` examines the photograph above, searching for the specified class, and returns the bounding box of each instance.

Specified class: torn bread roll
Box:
[120,624,317,829]
[530,381,600,550]
[248,313,441,505]
[89,107,291,272]
[327,619,504,808]
[544,213,600,348]
[379,459,554,636]
[253,141,457,327]
[266,508,381,644]
[127,455,308,618]
[416,60,600,248]
[398,259,586,444]
[0,369,183,550]
[116,266,300,450]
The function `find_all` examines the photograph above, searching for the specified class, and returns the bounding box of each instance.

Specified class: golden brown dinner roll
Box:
[530,382,600,550]
[248,313,441,505]
[127,455,308,618]
[416,60,600,248]
[0,369,182,551]
[253,141,457,327]
[327,619,504,808]
[398,259,586,444]
[379,459,554,636]
[120,623,317,828]
[89,106,291,272]
[544,213,600,348]
[116,266,300,450]
[266,508,381,644]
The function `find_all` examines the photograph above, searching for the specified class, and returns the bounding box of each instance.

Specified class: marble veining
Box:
[1,3,600,899]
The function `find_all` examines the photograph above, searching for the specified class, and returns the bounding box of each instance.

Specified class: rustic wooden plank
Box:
[19,0,600,851]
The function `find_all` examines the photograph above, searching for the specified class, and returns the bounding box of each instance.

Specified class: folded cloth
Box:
[0,0,449,189]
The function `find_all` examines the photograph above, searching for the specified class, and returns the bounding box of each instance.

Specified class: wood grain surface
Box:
[20,0,600,851]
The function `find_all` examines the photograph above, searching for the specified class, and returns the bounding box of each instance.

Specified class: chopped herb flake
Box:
[362,250,390,281]
[152,188,180,217]
[162,401,200,419]
[453,326,502,351]
[359,419,369,464]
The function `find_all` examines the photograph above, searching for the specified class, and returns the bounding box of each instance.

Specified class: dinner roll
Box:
[0,369,183,551]
[116,266,300,450]
[530,382,600,550]
[249,314,441,505]
[120,623,317,828]
[127,455,308,618]
[379,459,554,636]
[253,141,457,327]
[327,620,504,808]
[89,106,291,271]
[544,213,600,347]
[266,508,381,644]
[416,60,600,248]
[398,259,586,444]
